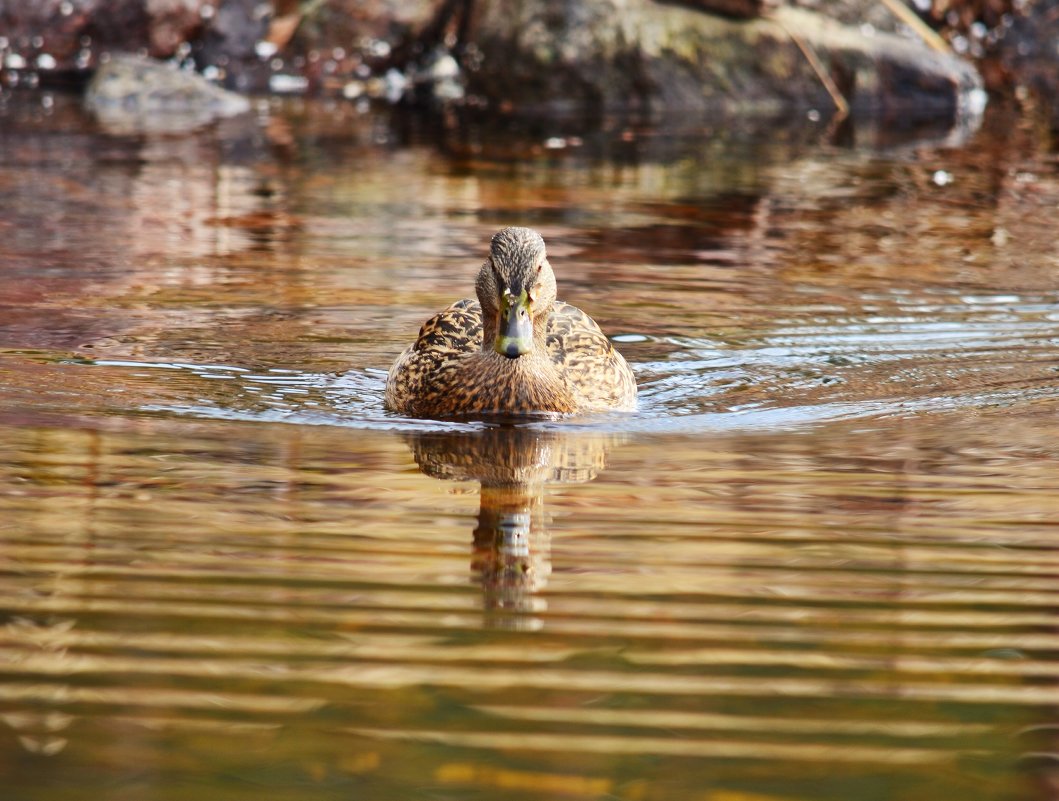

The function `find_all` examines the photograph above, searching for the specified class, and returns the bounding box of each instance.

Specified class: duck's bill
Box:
[494,290,533,358]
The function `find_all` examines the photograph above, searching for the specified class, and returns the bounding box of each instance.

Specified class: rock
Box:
[994,4,1059,122]
[0,0,207,73]
[0,0,435,92]
[663,0,777,18]
[84,53,250,132]
[0,0,990,122]
[145,0,208,56]
[190,0,269,88]
[465,0,983,119]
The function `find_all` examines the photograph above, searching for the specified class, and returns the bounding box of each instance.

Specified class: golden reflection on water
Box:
[2,412,1058,799]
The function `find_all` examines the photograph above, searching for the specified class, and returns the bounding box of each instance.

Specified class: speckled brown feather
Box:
[544,301,637,412]
[384,228,637,418]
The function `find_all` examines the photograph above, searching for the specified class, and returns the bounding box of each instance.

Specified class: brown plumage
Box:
[385,227,637,417]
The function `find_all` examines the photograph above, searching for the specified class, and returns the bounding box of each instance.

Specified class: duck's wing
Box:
[545,301,637,411]
[384,299,483,414]
[410,298,483,356]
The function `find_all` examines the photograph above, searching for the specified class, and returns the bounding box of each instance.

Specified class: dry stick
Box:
[774,18,850,121]
[878,0,953,54]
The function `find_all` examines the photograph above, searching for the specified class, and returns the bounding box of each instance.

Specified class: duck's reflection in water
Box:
[405,426,624,623]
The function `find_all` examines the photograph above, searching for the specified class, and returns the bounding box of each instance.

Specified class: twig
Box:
[878,0,952,54]
[776,18,849,120]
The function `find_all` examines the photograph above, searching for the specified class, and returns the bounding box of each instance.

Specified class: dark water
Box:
[2,92,1059,801]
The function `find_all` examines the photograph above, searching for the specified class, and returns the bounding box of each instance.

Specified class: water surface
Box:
[2,93,1059,801]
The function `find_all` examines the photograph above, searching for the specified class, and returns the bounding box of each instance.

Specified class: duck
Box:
[384,227,637,417]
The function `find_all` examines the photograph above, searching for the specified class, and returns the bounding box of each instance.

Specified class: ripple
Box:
[54,285,1059,437]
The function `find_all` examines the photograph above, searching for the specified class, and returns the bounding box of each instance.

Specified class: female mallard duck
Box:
[385,227,637,417]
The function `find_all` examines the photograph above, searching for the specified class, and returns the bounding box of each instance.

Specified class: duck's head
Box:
[476,227,558,359]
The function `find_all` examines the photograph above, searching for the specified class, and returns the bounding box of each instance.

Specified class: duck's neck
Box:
[466,335,571,414]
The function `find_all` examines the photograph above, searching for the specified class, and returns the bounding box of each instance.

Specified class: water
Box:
[2,93,1059,800]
